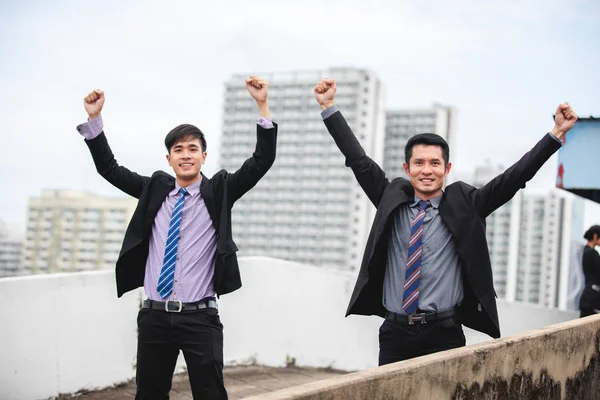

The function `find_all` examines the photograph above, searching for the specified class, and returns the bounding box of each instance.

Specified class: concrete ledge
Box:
[0,263,580,400]
[245,315,600,400]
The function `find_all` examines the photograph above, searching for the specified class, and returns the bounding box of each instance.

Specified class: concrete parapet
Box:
[246,315,600,400]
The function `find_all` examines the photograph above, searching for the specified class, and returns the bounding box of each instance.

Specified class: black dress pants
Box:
[135,307,227,400]
[378,313,466,366]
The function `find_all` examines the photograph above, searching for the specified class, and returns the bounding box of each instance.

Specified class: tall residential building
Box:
[21,190,136,275]
[514,189,584,309]
[220,68,385,271]
[0,221,23,278]
[470,162,522,301]
[558,194,586,311]
[383,104,456,180]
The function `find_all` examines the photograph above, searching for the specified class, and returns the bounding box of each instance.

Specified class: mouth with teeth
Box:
[179,162,194,170]
[420,178,434,183]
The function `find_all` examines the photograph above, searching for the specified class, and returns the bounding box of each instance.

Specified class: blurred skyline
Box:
[1,0,599,231]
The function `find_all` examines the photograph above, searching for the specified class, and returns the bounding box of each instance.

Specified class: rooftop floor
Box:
[65,366,346,399]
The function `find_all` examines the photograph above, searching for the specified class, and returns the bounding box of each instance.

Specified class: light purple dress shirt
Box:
[144,179,217,302]
[77,114,274,302]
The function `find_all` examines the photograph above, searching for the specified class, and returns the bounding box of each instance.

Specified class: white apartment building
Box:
[515,194,546,304]
[21,190,136,275]
[558,193,586,311]
[0,221,22,278]
[515,190,584,309]
[220,68,386,271]
[383,104,457,181]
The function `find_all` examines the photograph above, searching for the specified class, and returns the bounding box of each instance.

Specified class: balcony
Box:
[1,257,591,400]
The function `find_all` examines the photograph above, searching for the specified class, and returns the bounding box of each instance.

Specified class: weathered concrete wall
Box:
[246,316,600,400]
[0,258,581,400]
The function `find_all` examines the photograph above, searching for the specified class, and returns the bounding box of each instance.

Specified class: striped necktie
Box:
[402,200,430,314]
[157,188,187,298]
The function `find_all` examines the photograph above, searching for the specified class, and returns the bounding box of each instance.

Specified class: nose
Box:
[421,164,433,175]
[181,150,191,159]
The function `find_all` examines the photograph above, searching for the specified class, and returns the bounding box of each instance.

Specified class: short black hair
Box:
[164,124,207,153]
[404,133,450,165]
[584,225,600,240]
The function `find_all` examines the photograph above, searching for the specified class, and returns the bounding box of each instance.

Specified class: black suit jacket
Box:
[324,111,561,339]
[579,246,600,310]
[85,123,277,298]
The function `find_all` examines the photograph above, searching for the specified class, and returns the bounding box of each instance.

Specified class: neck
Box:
[177,175,201,188]
[587,241,596,249]
[415,190,442,201]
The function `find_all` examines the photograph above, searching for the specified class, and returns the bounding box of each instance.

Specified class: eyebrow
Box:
[173,144,199,149]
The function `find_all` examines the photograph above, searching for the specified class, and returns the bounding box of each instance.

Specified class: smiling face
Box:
[403,144,451,200]
[166,136,206,186]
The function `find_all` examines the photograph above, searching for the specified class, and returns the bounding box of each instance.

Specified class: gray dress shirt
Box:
[383,194,464,314]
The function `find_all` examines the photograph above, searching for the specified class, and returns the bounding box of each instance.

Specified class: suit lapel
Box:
[379,179,412,221]
[200,173,217,223]
[146,178,175,229]
[368,179,412,253]
[438,186,472,276]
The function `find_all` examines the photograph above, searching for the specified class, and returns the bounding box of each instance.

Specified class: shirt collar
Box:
[410,193,443,209]
[170,178,201,197]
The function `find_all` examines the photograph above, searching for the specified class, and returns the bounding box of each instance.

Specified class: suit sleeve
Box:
[323,110,389,207]
[85,132,150,199]
[227,122,278,205]
[471,134,562,218]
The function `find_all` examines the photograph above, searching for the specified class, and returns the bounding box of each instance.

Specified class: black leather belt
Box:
[143,297,218,313]
[385,307,458,325]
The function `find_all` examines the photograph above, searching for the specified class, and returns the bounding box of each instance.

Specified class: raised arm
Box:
[314,78,389,207]
[79,90,150,199]
[472,102,578,217]
[227,76,278,204]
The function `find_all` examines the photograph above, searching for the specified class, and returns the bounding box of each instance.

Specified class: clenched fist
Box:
[84,90,105,120]
[552,102,578,139]
[246,76,268,104]
[313,78,336,110]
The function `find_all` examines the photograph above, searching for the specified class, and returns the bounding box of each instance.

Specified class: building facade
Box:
[0,221,22,278]
[21,190,136,275]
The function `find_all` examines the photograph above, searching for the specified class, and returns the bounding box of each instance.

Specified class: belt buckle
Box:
[165,300,182,313]
[408,313,426,325]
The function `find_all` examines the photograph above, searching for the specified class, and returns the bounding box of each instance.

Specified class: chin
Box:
[419,186,442,195]
[178,172,199,180]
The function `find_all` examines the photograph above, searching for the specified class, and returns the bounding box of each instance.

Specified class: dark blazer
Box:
[84,124,277,298]
[579,246,600,311]
[324,111,561,339]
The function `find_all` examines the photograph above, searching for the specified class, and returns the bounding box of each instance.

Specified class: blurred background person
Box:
[579,225,600,318]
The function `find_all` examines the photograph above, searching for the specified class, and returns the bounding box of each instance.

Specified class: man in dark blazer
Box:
[313,78,577,365]
[76,77,277,399]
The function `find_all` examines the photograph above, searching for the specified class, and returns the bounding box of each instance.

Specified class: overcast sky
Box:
[1,0,599,232]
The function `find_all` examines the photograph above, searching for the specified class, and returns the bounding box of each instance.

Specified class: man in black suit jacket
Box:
[313,78,578,365]
[77,77,277,399]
